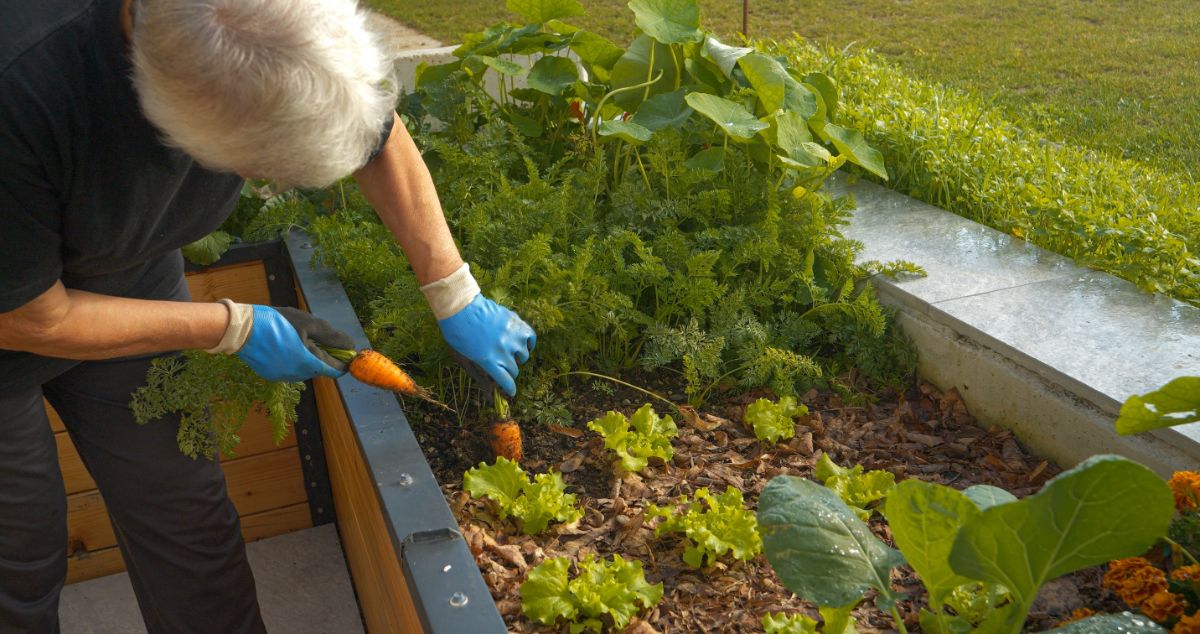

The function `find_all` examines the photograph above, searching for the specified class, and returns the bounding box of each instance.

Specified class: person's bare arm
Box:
[353,112,463,285]
[0,280,229,359]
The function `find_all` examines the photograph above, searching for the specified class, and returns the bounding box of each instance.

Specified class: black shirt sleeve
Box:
[0,76,65,313]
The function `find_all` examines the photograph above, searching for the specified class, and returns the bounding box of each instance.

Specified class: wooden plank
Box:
[65,503,313,584]
[55,405,298,499]
[65,449,307,556]
[219,407,300,460]
[222,448,309,518]
[240,502,313,544]
[184,261,272,304]
[47,402,64,432]
[314,376,423,634]
[66,547,125,585]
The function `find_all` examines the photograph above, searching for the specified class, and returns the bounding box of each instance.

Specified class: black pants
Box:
[0,323,266,631]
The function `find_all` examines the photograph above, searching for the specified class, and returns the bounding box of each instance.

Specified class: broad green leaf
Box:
[884,480,979,607]
[415,60,461,89]
[181,231,234,266]
[509,112,544,137]
[528,56,578,94]
[472,54,528,78]
[819,604,859,634]
[802,72,838,118]
[738,53,789,114]
[685,93,768,140]
[521,557,578,626]
[627,0,702,44]
[610,34,678,109]
[1115,376,1200,434]
[701,36,752,77]
[962,484,1017,510]
[759,475,905,608]
[824,124,888,180]
[506,0,583,24]
[773,111,830,167]
[1040,612,1168,633]
[630,88,692,131]
[684,146,724,172]
[918,609,973,634]
[762,612,818,634]
[510,32,570,55]
[569,30,624,69]
[599,119,653,144]
[949,455,1173,623]
[683,57,725,92]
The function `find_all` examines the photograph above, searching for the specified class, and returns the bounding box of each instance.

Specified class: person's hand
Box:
[437,294,536,397]
[206,300,354,383]
[421,263,536,396]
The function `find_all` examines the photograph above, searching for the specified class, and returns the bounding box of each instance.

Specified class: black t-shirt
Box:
[0,0,243,391]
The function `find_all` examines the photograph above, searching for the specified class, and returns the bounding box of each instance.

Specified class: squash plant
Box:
[758,455,1174,633]
[416,0,886,192]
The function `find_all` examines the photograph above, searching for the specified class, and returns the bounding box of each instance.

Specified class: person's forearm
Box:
[354,112,463,285]
[0,282,228,359]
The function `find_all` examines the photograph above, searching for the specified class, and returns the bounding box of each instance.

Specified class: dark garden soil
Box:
[408,379,1125,633]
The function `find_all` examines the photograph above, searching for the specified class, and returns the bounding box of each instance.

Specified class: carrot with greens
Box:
[490,388,522,462]
[323,347,450,410]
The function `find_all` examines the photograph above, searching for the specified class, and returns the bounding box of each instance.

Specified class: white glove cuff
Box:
[419,263,480,320]
[205,299,255,354]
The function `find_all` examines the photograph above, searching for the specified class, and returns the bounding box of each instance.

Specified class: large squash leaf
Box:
[685,93,768,141]
[628,0,702,44]
[950,455,1172,629]
[884,479,979,607]
[758,475,904,608]
[1115,376,1200,434]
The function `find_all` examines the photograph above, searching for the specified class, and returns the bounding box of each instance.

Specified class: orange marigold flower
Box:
[1106,559,1170,608]
[1174,612,1200,634]
[1169,472,1200,511]
[1056,607,1095,626]
[1143,591,1188,622]
[1174,565,1200,583]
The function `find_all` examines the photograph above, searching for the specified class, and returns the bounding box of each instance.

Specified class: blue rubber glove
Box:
[438,294,536,397]
[235,306,354,383]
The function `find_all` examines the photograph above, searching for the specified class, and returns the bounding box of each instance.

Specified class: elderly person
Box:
[0,0,535,631]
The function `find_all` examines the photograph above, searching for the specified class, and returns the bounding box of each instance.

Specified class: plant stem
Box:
[554,371,676,410]
[591,71,664,153]
[644,44,656,102]
[889,605,909,634]
[635,148,651,189]
[1166,536,1200,566]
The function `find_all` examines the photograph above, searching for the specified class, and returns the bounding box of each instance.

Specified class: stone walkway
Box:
[365,11,441,57]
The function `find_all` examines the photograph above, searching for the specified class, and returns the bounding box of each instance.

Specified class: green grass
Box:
[367,0,1200,179]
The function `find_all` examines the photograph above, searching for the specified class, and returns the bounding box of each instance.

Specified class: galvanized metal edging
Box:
[283,231,506,633]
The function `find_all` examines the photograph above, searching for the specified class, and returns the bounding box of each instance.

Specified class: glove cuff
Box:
[420,263,481,320]
[205,299,255,354]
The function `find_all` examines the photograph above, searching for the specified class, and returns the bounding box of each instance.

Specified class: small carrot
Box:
[324,347,451,410]
[490,420,522,462]
[490,389,522,462]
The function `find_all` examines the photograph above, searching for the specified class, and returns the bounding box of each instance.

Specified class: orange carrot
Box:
[326,347,450,410]
[490,389,521,462]
[490,420,522,462]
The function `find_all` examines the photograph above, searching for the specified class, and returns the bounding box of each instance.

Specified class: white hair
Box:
[131,0,397,187]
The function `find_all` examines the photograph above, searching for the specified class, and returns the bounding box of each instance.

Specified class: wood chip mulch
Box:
[431,382,1122,632]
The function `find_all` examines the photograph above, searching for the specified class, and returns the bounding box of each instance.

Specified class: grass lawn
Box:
[366,0,1200,180]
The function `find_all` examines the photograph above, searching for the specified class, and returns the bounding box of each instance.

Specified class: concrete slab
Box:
[930,272,1200,409]
[840,178,1077,309]
[365,12,442,57]
[58,524,363,634]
